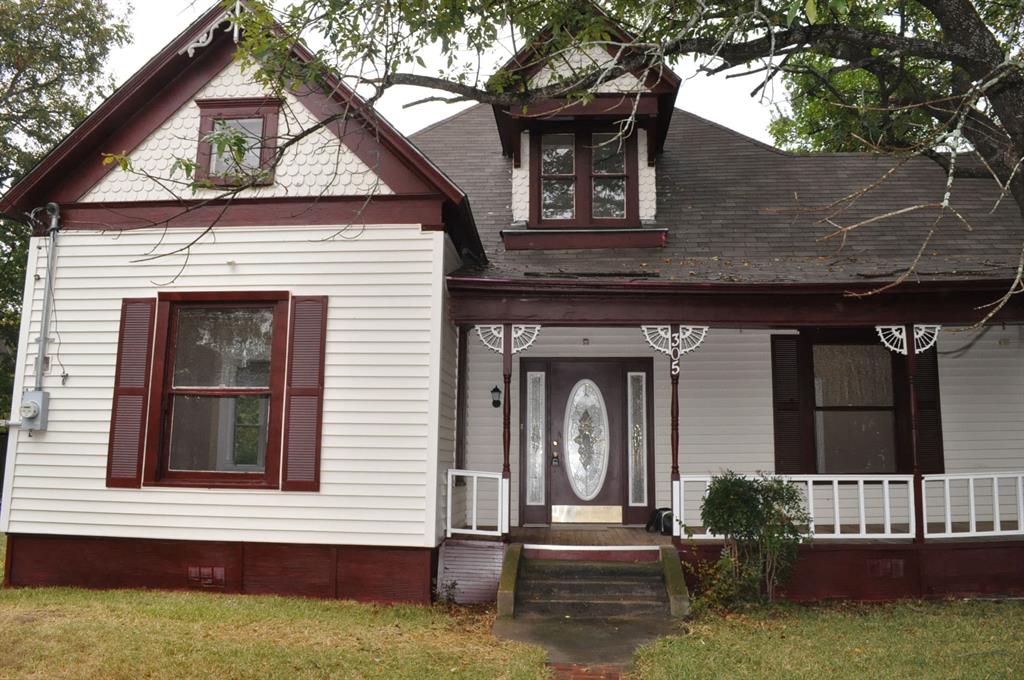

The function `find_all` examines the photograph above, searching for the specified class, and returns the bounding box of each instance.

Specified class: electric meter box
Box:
[19,390,49,431]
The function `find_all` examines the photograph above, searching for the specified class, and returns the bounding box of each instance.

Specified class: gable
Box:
[528,45,646,94]
[80,59,393,203]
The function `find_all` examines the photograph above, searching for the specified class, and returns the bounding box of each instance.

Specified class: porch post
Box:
[501,323,512,539]
[670,369,680,481]
[906,323,925,544]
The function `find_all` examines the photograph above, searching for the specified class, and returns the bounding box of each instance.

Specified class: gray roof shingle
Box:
[411,104,1022,284]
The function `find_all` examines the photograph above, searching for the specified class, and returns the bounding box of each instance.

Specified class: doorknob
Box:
[551,450,560,466]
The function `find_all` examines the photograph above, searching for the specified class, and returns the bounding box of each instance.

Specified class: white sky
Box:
[107,1,779,144]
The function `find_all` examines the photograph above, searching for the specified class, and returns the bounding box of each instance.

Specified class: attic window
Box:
[196,98,282,186]
[530,127,639,228]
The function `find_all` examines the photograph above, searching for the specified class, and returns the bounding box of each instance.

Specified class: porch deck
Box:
[510,526,673,546]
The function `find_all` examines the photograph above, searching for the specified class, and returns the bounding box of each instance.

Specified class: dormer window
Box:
[530,128,638,228]
[196,98,282,186]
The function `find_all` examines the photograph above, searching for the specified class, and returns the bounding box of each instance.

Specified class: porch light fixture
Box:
[491,385,502,408]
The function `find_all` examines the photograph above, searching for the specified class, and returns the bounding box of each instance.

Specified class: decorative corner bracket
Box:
[179,1,245,58]
[476,325,542,355]
[641,325,709,375]
[875,325,942,355]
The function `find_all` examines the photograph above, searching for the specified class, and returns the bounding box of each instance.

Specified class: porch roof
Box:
[412,104,1023,286]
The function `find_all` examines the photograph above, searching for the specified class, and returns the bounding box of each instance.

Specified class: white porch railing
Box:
[923,471,1024,539]
[446,469,509,538]
[677,474,916,540]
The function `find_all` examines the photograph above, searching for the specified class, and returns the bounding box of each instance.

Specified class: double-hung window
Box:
[531,129,639,227]
[158,294,289,487]
[105,291,329,491]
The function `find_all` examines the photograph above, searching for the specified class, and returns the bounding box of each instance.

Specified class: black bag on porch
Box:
[646,507,673,536]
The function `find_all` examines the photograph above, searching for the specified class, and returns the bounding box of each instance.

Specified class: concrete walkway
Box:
[492,614,680,665]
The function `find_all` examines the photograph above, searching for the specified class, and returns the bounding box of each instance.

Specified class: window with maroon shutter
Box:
[282,296,327,491]
[106,298,156,488]
[771,331,945,475]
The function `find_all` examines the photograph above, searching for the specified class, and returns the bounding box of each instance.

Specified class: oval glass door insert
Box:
[563,379,610,501]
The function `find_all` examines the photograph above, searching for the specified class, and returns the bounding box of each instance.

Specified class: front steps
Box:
[515,558,670,618]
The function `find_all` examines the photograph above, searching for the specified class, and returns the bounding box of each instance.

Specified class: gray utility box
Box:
[19,390,49,431]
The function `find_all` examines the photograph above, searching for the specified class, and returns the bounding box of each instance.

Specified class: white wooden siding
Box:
[1,225,449,548]
[932,325,1024,524]
[429,237,461,544]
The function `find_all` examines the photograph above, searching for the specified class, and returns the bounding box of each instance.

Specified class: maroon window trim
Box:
[195,97,282,187]
[528,125,640,229]
[771,329,944,476]
[143,291,290,489]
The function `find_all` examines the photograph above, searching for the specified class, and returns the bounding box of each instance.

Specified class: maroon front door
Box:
[519,358,654,526]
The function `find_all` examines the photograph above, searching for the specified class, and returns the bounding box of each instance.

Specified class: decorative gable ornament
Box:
[180,0,245,57]
[641,325,708,375]
[875,325,942,355]
[476,325,542,354]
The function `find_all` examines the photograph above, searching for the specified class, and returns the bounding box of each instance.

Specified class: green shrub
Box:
[690,471,810,606]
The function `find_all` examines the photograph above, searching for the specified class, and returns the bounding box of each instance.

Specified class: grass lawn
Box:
[0,536,548,680]
[4,534,1024,680]
[633,600,1024,679]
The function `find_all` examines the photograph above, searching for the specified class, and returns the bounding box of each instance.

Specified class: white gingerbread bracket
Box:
[641,325,709,375]
[476,325,542,355]
[875,325,942,355]
[180,1,245,57]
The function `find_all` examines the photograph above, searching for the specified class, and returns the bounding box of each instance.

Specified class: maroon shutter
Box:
[914,347,945,474]
[281,296,327,491]
[771,335,810,474]
[106,298,156,488]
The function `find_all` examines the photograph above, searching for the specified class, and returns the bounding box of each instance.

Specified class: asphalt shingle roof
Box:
[411,104,1023,285]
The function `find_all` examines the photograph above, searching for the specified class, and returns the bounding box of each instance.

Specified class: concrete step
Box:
[515,557,670,619]
[521,559,663,580]
[517,578,665,600]
[515,596,670,618]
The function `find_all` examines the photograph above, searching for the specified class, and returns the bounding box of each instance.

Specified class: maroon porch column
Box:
[906,323,925,544]
[501,323,512,539]
[670,370,680,481]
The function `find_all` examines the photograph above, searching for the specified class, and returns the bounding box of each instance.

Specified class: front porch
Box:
[440,317,1024,601]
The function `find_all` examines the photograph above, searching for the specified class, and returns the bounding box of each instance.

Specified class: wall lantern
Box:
[491,385,502,408]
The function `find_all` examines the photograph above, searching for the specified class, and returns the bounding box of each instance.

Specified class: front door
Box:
[519,358,654,525]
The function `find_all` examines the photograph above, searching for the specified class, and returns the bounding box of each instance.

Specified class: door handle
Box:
[551,438,560,466]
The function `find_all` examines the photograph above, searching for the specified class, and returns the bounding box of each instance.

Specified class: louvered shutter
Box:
[771,335,809,474]
[281,296,327,491]
[106,298,156,488]
[914,347,945,474]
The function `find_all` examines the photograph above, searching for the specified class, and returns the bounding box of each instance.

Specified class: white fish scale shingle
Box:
[81,60,393,202]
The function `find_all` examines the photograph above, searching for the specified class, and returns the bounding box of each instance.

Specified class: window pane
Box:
[592,177,626,218]
[541,134,574,175]
[173,307,274,388]
[542,178,575,219]
[525,372,546,506]
[563,379,609,502]
[210,117,263,175]
[168,395,269,472]
[815,411,896,473]
[628,372,647,506]
[592,133,624,174]
[813,344,893,407]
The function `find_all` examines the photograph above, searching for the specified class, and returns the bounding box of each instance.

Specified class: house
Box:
[1,2,1023,606]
